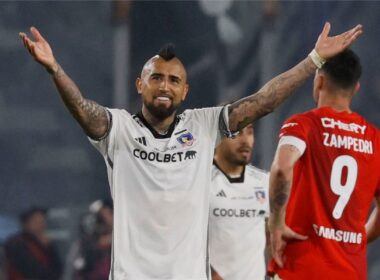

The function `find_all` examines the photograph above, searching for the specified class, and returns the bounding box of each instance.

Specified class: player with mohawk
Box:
[19,23,362,279]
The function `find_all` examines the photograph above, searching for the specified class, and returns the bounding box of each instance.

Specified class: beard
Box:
[231,157,250,166]
[143,99,181,120]
[226,148,252,166]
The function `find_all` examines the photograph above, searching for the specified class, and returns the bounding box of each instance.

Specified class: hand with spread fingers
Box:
[19,27,57,72]
[315,22,363,60]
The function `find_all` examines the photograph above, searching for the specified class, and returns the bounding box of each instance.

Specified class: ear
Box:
[181,84,189,101]
[136,78,142,95]
[353,81,360,95]
[314,73,324,90]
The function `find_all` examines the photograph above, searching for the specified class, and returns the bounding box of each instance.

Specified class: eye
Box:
[151,74,162,81]
[171,77,180,84]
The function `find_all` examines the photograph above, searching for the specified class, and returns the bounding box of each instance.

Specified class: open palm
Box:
[315,22,363,60]
[19,27,56,70]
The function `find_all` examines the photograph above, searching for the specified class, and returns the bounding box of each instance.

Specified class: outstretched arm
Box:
[228,22,363,132]
[19,27,108,139]
[366,196,380,243]
[268,143,306,268]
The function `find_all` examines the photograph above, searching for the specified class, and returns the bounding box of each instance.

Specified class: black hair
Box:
[19,207,47,224]
[320,49,361,89]
[158,43,177,61]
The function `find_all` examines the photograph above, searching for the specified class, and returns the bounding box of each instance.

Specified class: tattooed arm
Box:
[228,23,363,132]
[19,27,108,139]
[268,143,306,268]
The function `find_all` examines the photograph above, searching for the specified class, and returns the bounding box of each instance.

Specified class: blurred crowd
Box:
[0,200,113,280]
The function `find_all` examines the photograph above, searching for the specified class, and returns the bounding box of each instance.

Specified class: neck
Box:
[318,91,352,113]
[214,154,244,177]
[142,106,176,134]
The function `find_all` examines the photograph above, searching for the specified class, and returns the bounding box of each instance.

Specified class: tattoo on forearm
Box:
[51,65,108,138]
[229,57,316,131]
[270,189,289,214]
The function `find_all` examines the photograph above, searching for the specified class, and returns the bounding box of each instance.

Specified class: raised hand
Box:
[19,27,57,72]
[315,22,363,60]
[269,224,308,268]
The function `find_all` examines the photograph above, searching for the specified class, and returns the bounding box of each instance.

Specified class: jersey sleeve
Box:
[189,106,224,145]
[278,114,309,154]
[88,108,126,161]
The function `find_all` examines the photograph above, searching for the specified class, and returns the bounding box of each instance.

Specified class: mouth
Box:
[154,95,173,106]
[156,96,172,101]
[237,148,251,157]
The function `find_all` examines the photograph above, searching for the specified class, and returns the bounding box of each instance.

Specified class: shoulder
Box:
[283,110,315,125]
[246,164,269,181]
[5,233,25,249]
[211,163,223,179]
[182,107,223,119]
[107,108,131,118]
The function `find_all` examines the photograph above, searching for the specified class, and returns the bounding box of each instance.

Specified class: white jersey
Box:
[209,163,269,280]
[89,106,224,280]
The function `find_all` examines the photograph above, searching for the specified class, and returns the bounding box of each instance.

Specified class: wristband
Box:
[308,49,326,69]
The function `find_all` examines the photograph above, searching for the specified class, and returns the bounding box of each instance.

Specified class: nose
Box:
[159,78,169,92]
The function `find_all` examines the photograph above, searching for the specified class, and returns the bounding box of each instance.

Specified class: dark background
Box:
[1,1,380,278]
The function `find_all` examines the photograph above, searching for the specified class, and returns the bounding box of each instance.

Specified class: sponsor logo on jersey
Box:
[216,190,227,197]
[213,208,266,218]
[231,196,254,200]
[313,224,362,244]
[177,132,195,146]
[255,191,266,204]
[184,150,197,159]
[134,137,147,146]
[281,122,298,129]
[132,149,197,163]
[321,117,366,134]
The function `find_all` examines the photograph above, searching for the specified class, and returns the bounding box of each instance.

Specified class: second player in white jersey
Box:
[209,125,269,280]
[209,164,269,280]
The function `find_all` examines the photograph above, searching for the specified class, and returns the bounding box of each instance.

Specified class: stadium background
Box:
[1,1,380,278]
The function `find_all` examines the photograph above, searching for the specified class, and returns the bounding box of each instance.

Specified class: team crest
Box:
[176,132,195,146]
[255,191,266,204]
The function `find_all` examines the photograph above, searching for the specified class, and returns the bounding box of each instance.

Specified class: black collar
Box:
[135,111,179,139]
[213,160,245,183]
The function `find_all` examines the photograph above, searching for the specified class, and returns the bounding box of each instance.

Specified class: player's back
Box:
[273,106,380,280]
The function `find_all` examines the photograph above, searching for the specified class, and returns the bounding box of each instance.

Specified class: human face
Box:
[136,57,189,120]
[24,212,47,235]
[99,206,113,228]
[220,125,254,166]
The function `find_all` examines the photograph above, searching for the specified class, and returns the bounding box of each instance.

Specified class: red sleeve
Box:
[279,114,309,142]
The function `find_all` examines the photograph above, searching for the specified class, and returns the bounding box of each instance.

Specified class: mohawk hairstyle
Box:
[158,43,177,61]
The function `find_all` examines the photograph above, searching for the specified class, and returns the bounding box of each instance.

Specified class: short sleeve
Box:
[278,114,309,154]
[188,106,224,146]
[88,108,127,159]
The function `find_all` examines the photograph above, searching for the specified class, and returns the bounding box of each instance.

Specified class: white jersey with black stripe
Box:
[209,164,269,280]
[89,106,223,280]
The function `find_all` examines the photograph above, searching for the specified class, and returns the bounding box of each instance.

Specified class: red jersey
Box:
[269,107,380,280]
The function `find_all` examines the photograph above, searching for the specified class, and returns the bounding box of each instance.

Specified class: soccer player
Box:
[209,124,269,280]
[19,23,361,279]
[268,49,380,280]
